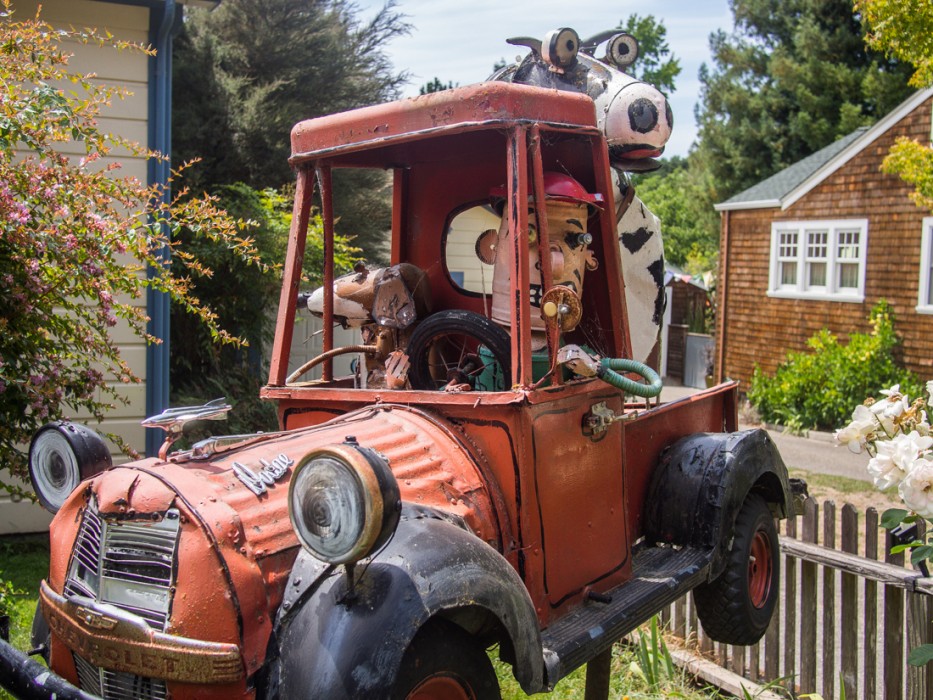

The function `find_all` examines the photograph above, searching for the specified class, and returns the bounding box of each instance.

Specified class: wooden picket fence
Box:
[659,499,933,699]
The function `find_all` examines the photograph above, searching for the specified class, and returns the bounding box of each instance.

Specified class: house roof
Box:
[715,87,933,212]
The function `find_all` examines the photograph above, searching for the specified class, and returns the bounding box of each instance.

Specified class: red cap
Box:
[490,171,604,209]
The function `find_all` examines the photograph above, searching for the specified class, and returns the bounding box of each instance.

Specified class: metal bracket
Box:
[583,401,627,437]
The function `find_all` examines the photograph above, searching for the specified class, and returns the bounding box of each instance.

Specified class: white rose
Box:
[899,459,933,519]
[867,430,933,490]
[834,404,876,454]
[868,442,905,490]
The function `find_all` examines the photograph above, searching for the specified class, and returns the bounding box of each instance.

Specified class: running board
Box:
[540,545,712,683]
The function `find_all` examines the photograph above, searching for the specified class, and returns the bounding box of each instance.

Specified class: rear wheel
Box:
[392,619,500,700]
[693,493,779,645]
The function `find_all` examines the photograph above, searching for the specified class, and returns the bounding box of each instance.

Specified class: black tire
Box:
[407,310,511,391]
[391,619,501,700]
[693,493,779,645]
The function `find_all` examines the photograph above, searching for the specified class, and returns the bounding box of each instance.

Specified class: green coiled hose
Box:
[596,358,663,397]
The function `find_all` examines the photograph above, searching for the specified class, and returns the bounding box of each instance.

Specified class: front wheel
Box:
[693,493,779,645]
[392,620,500,700]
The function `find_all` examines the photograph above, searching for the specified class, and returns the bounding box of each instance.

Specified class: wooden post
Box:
[864,508,878,700]
[674,596,687,641]
[907,520,930,700]
[822,501,836,700]
[884,528,905,699]
[584,648,612,700]
[840,504,858,700]
[784,513,798,695]
[799,498,818,694]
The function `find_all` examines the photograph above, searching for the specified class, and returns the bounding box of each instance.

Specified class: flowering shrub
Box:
[835,381,933,665]
[0,3,263,491]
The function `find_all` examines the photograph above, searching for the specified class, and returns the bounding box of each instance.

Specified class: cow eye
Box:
[605,33,638,70]
[542,27,579,69]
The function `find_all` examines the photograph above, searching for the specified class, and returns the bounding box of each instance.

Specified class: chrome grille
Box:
[74,654,167,700]
[63,502,181,699]
[64,506,102,600]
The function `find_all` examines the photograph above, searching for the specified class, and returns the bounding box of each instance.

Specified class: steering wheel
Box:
[596,357,662,398]
[407,310,511,391]
[286,345,378,385]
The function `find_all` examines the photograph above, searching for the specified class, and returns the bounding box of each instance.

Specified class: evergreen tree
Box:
[695,0,915,198]
[420,77,456,94]
[173,0,410,260]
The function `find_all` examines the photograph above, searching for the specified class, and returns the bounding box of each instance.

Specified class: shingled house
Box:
[714,88,933,391]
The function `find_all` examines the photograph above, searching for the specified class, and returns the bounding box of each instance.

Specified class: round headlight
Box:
[288,439,400,565]
[28,422,112,513]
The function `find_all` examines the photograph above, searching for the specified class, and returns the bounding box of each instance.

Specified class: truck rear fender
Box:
[642,429,793,580]
[271,506,545,698]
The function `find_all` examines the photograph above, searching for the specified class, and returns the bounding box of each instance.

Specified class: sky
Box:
[355,0,734,158]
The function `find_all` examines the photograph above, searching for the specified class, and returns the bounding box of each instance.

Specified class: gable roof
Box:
[715,87,933,212]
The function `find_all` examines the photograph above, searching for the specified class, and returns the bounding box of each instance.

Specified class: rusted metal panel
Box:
[530,390,630,614]
[289,83,597,163]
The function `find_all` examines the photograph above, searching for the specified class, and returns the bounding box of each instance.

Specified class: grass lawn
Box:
[1,534,48,652]
[1,534,50,700]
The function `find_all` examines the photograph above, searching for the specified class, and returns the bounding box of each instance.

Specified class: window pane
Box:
[807,230,827,258]
[778,231,797,257]
[837,230,860,259]
[781,261,797,285]
[838,262,858,289]
[808,262,826,287]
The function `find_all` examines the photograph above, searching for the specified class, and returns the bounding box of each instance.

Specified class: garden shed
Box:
[662,266,712,387]
[714,87,933,392]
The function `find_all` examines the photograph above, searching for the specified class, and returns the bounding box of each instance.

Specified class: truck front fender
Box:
[270,507,544,698]
[642,428,793,579]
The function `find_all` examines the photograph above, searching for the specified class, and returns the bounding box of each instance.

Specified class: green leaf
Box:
[911,545,933,564]
[908,643,933,666]
[882,508,910,528]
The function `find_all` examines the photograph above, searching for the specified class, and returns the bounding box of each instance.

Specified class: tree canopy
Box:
[634,158,720,275]
[618,14,681,96]
[694,0,915,198]
[173,0,410,260]
[858,0,933,211]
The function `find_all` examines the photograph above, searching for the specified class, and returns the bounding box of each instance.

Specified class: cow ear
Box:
[580,30,617,56]
[541,27,579,72]
[506,36,543,57]
[605,33,638,70]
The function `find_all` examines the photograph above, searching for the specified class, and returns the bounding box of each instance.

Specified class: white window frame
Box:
[767,219,867,302]
[917,217,933,314]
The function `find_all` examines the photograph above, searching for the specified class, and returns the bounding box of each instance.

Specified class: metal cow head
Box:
[490,28,672,172]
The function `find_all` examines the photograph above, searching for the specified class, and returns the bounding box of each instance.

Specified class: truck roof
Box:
[289,82,599,164]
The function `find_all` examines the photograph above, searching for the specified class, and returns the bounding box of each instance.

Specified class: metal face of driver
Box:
[288,441,400,565]
[28,422,112,513]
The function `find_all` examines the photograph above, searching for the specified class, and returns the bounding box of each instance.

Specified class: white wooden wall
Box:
[2,0,151,534]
